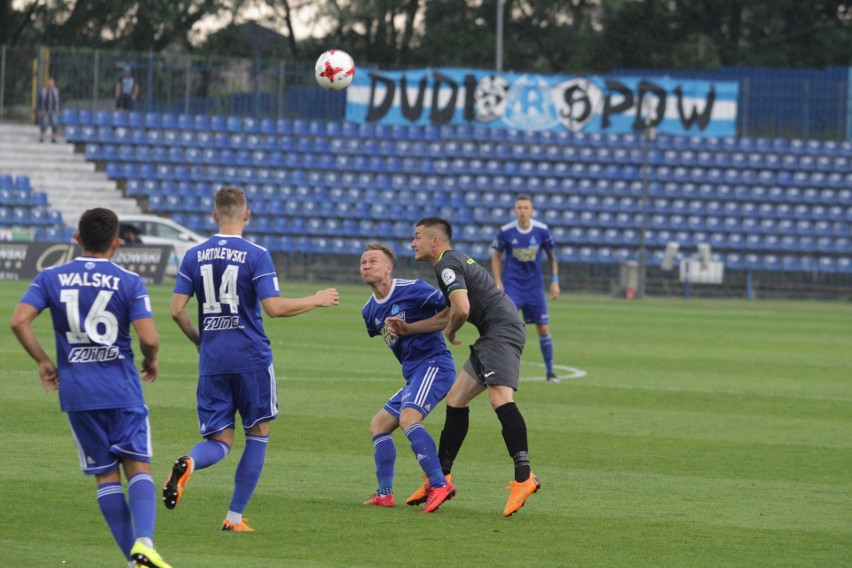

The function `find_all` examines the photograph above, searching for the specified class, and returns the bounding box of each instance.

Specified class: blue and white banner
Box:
[346,68,738,137]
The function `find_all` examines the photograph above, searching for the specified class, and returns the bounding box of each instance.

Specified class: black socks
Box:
[496,402,531,483]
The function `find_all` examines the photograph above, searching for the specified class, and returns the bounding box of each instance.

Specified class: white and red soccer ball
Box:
[315,50,355,91]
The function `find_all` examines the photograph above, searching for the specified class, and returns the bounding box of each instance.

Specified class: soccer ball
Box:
[315,50,355,91]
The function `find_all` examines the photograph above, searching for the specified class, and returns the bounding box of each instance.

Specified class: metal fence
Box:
[0,45,345,123]
[1,45,850,139]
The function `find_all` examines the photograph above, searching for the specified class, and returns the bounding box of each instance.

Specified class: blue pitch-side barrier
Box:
[345,68,738,138]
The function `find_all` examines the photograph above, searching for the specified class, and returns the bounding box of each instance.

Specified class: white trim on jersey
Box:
[369,278,417,305]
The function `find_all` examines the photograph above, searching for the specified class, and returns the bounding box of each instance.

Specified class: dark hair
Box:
[415,216,452,241]
[78,208,119,253]
[515,194,533,203]
[365,242,397,266]
[214,186,247,219]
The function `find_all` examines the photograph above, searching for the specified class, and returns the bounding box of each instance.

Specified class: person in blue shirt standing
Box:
[359,243,457,513]
[163,185,339,532]
[491,194,561,383]
[10,208,171,568]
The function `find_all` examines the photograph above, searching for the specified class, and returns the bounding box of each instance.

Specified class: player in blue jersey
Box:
[163,186,339,532]
[359,243,457,513]
[492,194,561,382]
[10,208,171,568]
[388,217,540,517]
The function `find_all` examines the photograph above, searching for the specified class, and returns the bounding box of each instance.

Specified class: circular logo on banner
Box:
[441,268,456,286]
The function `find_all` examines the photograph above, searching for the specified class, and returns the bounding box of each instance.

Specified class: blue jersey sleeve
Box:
[363,307,380,337]
[540,227,555,252]
[252,251,280,301]
[491,229,508,253]
[20,271,49,312]
[415,280,447,313]
[128,277,153,321]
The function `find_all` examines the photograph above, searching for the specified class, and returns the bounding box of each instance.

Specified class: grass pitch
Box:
[0,277,850,567]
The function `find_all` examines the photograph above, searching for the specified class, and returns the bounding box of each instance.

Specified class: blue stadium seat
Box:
[61,108,78,125]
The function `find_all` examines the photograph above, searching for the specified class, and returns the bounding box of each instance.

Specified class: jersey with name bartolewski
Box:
[362,278,455,378]
[492,219,555,295]
[434,249,522,335]
[19,257,153,412]
[174,234,280,375]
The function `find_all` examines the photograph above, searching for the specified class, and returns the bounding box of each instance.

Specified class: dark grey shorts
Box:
[462,323,525,390]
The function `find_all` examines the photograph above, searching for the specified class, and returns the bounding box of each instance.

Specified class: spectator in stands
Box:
[38,78,61,143]
[121,224,143,246]
[115,64,140,112]
[491,194,561,383]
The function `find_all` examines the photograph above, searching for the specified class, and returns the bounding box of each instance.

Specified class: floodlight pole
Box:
[637,119,655,298]
[496,0,506,71]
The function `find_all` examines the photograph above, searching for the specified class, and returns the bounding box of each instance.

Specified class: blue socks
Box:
[229,434,268,514]
[372,433,396,495]
[97,482,134,559]
[189,439,231,470]
[96,473,158,560]
[539,334,554,375]
[404,423,445,488]
[127,472,156,540]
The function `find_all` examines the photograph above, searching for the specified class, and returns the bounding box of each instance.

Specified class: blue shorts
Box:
[197,363,278,437]
[384,358,455,419]
[66,406,152,476]
[504,286,549,325]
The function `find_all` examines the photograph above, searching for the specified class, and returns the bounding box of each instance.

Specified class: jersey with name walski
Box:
[19,257,153,412]
[362,278,454,378]
[174,234,280,375]
[491,220,554,296]
[435,249,521,335]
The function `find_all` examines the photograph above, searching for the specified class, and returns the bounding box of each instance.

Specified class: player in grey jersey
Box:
[386,216,540,517]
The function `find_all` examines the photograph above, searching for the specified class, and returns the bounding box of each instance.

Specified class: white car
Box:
[119,214,207,276]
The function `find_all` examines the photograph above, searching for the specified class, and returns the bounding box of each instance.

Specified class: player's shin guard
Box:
[438,406,470,476]
[188,439,231,470]
[127,472,157,540]
[229,434,268,514]
[539,334,554,376]
[372,433,396,494]
[495,402,531,483]
[97,482,135,558]
[404,423,444,487]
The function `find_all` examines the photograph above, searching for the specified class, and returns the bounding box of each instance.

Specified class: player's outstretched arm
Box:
[170,292,200,348]
[10,302,59,391]
[385,308,449,336]
[262,288,340,318]
[132,317,160,382]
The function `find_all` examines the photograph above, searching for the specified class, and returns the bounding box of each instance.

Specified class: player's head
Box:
[412,217,452,264]
[76,208,120,254]
[213,185,249,225]
[360,243,396,286]
[514,194,534,224]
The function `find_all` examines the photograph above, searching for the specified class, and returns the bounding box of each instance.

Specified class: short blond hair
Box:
[365,242,397,266]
